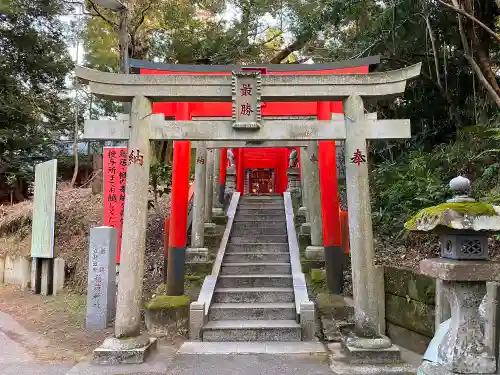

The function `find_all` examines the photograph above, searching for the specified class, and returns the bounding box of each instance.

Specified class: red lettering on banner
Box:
[104,147,128,264]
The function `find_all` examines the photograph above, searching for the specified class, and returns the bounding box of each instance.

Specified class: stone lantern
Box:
[405,176,500,375]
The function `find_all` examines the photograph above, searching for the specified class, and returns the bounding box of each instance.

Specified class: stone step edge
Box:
[227,244,288,246]
[215,287,294,293]
[218,274,292,278]
[226,251,288,256]
[203,320,300,330]
[221,262,291,267]
[178,341,326,355]
[210,302,296,309]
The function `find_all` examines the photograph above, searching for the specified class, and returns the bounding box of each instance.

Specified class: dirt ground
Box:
[0,284,111,361]
[0,284,187,362]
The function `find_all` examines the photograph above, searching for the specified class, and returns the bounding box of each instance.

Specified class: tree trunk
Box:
[462,0,500,96]
[92,154,103,195]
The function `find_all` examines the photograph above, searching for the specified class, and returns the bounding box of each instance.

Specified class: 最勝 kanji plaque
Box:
[232,71,262,129]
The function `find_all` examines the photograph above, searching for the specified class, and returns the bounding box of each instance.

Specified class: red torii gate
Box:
[130,56,379,270]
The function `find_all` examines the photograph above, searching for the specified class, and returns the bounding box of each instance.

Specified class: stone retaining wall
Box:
[0,255,65,294]
[384,266,435,354]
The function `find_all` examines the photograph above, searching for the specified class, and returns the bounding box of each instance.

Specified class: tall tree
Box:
[0,0,74,202]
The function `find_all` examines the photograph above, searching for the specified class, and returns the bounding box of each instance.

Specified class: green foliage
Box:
[149,161,172,209]
[0,0,74,200]
[372,127,500,238]
[309,268,326,294]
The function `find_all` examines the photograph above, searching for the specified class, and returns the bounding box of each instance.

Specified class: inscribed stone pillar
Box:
[343,94,379,337]
[305,141,324,259]
[204,149,215,224]
[224,166,236,203]
[191,144,207,249]
[299,146,311,222]
[114,96,152,338]
[86,226,117,330]
[212,149,223,215]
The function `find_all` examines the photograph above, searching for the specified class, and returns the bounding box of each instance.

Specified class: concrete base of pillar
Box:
[305,246,325,260]
[328,343,415,375]
[186,248,209,262]
[53,258,65,295]
[204,222,217,235]
[341,335,401,365]
[297,206,307,217]
[93,334,158,365]
[0,256,4,284]
[300,223,311,235]
[212,208,224,217]
[417,361,462,375]
[40,259,54,296]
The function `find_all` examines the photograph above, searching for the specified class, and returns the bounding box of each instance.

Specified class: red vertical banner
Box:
[103,147,128,264]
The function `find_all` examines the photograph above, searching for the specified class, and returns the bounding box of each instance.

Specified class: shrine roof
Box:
[129,55,380,73]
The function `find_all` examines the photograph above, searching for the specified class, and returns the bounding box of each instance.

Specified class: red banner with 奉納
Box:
[103,147,128,264]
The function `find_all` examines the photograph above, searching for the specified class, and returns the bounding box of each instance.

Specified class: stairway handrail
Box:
[197,192,240,315]
[283,192,313,314]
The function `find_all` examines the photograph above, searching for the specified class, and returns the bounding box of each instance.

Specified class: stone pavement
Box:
[0,311,421,375]
[0,330,72,375]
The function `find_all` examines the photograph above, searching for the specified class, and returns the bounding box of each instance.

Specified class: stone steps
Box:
[202,320,301,342]
[224,252,290,263]
[231,222,287,230]
[221,262,291,274]
[201,195,302,342]
[225,243,289,254]
[213,287,294,303]
[239,195,282,201]
[208,303,296,321]
[238,204,284,210]
[237,208,284,215]
[234,215,286,222]
[229,235,288,244]
[217,274,293,288]
[231,227,287,236]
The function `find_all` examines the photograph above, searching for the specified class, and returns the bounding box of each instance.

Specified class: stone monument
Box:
[407,176,500,375]
[85,226,117,330]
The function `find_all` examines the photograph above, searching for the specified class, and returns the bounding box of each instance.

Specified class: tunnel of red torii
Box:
[129,55,380,253]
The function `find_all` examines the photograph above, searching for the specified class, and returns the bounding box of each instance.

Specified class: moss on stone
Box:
[310,268,326,285]
[315,292,352,320]
[185,275,202,282]
[405,202,497,231]
[146,295,190,311]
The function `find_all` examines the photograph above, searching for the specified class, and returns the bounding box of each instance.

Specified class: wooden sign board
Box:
[31,160,57,258]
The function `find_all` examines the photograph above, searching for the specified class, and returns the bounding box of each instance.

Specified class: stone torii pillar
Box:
[304,141,324,259]
[340,94,411,359]
[204,149,216,231]
[212,149,224,216]
[94,96,155,363]
[299,146,312,234]
[187,142,208,262]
